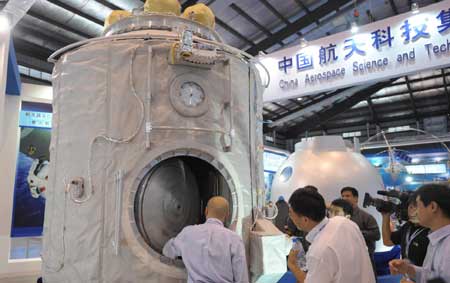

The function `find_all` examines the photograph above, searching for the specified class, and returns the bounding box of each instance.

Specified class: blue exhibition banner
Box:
[11,106,52,238]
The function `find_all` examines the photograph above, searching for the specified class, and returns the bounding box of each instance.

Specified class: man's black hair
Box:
[341,187,359,198]
[289,188,326,222]
[303,185,318,193]
[416,184,450,218]
[407,191,418,206]
[331,198,354,216]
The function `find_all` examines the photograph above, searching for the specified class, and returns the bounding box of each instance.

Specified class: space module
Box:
[41,1,265,282]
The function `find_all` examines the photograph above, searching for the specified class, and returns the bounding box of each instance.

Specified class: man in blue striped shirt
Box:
[163,196,249,283]
[389,184,450,283]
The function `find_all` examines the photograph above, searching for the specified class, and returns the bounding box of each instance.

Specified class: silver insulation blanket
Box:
[42,27,264,283]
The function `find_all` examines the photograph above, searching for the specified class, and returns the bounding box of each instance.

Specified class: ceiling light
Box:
[351,21,359,34]
[434,157,444,163]
[411,2,419,14]
[0,13,10,33]
[299,37,308,48]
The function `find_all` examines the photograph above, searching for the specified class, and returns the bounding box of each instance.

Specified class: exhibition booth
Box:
[0,1,449,282]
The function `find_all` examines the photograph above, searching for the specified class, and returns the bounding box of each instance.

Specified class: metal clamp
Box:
[67,177,85,202]
[113,170,123,255]
[180,30,193,58]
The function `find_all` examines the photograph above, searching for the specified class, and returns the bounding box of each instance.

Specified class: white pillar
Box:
[0,34,42,278]
[0,32,10,149]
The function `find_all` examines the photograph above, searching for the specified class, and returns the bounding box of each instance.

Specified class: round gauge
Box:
[179,82,205,107]
[170,75,210,117]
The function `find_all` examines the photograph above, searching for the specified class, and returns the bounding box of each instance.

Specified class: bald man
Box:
[162,196,249,283]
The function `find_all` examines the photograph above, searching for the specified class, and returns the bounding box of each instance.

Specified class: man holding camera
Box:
[341,187,380,274]
[381,193,429,266]
[389,184,450,283]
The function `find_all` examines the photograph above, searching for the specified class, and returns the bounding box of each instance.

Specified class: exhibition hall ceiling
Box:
[2,0,449,141]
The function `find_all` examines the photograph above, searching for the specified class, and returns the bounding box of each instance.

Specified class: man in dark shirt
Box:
[341,187,380,274]
[382,193,429,266]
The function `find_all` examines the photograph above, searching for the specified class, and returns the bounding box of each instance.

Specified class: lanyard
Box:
[405,226,425,259]
[306,218,328,243]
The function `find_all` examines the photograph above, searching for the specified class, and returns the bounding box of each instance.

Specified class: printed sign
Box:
[19,110,52,129]
[259,1,450,102]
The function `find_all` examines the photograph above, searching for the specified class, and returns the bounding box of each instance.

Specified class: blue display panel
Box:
[11,103,52,237]
[364,148,450,191]
[264,150,289,202]
[6,40,21,96]
[264,151,288,173]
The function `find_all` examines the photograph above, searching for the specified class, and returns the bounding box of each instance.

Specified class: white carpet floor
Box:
[0,275,39,283]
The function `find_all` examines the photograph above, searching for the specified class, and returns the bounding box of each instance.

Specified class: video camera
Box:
[363,190,413,222]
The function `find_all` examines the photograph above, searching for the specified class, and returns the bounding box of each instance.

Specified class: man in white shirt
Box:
[162,196,249,283]
[287,188,376,283]
[389,184,450,283]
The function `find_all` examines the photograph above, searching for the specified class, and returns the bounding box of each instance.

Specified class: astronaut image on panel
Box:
[11,127,50,237]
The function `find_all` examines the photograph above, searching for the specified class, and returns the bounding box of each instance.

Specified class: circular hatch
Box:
[134,154,235,255]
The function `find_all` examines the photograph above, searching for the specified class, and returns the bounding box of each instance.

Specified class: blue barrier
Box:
[277,272,296,283]
[377,274,402,283]
[277,272,402,283]
[375,246,402,276]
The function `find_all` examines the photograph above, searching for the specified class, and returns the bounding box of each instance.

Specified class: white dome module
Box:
[271,136,388,251]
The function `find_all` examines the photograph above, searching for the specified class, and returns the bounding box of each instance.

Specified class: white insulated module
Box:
[42,12,264,283]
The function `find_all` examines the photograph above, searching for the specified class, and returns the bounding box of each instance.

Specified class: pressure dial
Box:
[170,75,209,117]
[179,82,205,107]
